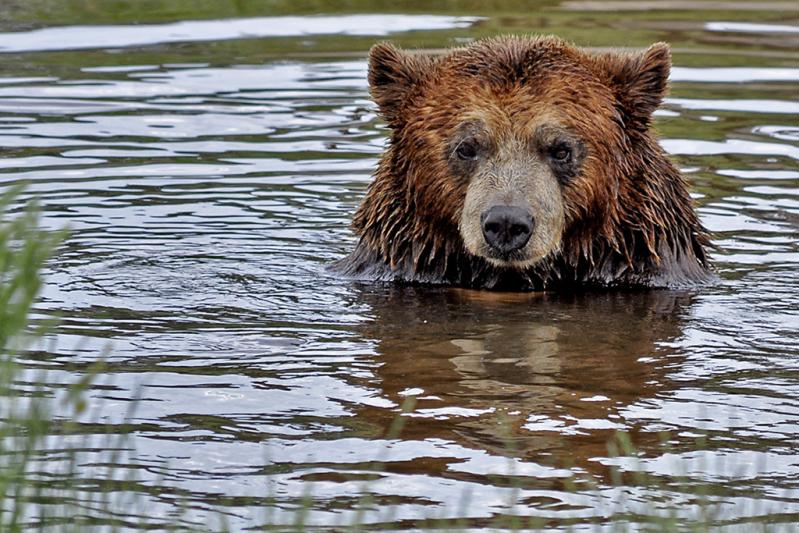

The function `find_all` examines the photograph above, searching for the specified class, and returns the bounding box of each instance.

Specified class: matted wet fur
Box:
[333,35,710,290]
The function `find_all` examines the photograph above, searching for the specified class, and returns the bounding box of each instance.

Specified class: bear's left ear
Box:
[592,43,671,130]
[368,42,433,126]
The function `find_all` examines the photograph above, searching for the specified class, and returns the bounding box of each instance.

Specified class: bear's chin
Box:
[474,249,551,270]
[463,233,560,271]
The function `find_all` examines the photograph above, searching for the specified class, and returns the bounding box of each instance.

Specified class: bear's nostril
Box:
[484,221,502,236]
[509,223,527,237]
[481,206,534,255]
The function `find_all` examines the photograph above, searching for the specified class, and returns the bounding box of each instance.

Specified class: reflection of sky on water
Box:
[0,15,481,52]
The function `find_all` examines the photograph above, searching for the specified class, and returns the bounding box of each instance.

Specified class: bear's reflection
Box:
[353,285,694,469]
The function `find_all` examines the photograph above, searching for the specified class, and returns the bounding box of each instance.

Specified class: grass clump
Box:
[0,186,93,531]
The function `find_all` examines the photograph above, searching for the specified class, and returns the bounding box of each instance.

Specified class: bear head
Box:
[339,36,709,289]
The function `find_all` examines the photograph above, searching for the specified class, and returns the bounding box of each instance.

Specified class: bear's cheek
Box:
[523,179,567,264]
[410,156,469,224]
[558,156,618,224]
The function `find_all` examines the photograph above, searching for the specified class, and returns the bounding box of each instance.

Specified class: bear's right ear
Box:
[368,42,431,125]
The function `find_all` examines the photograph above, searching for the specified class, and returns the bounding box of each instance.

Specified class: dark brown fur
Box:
[334,36,710,290]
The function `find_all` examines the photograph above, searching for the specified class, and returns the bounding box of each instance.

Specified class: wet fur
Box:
[333,36,710,290]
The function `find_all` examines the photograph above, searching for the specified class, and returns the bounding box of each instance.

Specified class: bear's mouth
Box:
[486,248,529,265]
[459,216,562,270]
[479,247,551,269]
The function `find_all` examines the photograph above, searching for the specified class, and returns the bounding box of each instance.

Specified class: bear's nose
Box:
[481,206,534,254]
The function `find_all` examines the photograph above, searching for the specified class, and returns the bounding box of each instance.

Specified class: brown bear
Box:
[334,36,710,290]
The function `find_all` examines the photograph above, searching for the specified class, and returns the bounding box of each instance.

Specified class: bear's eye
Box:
[549,143,572,163]
[455,140,479,161]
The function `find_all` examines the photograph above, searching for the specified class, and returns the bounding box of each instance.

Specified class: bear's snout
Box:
[480,205,534,255]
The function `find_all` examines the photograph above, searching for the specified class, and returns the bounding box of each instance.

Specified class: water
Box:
[2,1,798,529]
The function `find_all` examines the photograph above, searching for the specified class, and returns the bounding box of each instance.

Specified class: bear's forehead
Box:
[419,40,611,116]
[411,39,610,110]
[419,54,612,127]
[440,36,596,84]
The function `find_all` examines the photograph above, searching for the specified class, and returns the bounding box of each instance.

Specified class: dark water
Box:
[2,1,798,529]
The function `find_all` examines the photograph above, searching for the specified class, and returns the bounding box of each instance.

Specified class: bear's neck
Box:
[594,138,710,288]
[335,143,709,290]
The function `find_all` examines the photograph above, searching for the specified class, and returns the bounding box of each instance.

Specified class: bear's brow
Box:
[449,42,587,86]
[534,124,571,142]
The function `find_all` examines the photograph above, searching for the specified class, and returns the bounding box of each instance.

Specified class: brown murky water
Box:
[1,1,798,529]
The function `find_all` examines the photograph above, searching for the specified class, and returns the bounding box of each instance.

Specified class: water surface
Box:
[1,1,798,529]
